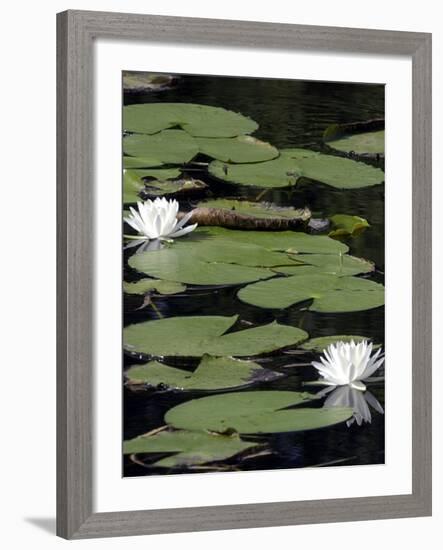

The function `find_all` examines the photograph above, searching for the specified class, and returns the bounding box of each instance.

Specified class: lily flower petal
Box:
[311,340,384,390]
[124,198,198,245]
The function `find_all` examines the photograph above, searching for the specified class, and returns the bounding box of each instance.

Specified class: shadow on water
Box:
[123,74,385,477]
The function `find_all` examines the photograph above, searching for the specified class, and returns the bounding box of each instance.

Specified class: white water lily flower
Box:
[124,198,197,242]
[318,385,384,427]
[312,340,384,391]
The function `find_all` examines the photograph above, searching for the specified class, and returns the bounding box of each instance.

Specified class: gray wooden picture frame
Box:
[57,9,432,539]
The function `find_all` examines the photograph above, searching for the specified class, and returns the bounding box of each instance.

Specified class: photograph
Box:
[122,71,386,477]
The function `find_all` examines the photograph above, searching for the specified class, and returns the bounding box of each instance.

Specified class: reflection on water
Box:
[123,74,385,476]
[317,385,384,428]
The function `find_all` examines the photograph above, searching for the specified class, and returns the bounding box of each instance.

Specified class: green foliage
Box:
[125,355,282,391]
[165,391,353,434]
[123,103,258,137]
[238,273,384,312]
[123,429,257,467]
[124,315,308,357]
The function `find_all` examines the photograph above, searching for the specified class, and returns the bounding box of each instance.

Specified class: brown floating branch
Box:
[178,206,311,231]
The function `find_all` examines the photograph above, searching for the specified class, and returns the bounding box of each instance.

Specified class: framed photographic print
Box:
[57,10,432,539]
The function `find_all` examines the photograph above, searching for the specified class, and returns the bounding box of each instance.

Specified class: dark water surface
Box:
[123,75,385,477]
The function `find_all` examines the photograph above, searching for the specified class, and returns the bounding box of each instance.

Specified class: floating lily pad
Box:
[274,254,374,277]
[125,355,282,391]
[128,237,299,285]
[300,335,378,352]
[209,155,302,188]
[123,170,145,204]
[197,199,310,221]
[327,130,385,155]
[281,149,385,189]
[123,103,258,137]
[123,429,257,468]
[196,135,278,163]
[129,248,276,285]
[124,315,308,357]
[238,273,384,312]
[123,156,164,169]
[128,226,348,285]
[123,279,185,295]
[145,178,208,197]
[329,214,370,238]
[123,168,182,204]
[193,227,348,255]
[123,130,199,164]
[209,148,384,189]
[165,391,353,434]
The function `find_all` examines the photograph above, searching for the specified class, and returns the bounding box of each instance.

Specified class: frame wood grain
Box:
[56,9,432,539]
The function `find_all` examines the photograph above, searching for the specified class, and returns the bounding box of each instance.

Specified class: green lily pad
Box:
[209,148,384,189]
[238,273,384,312]
[123,429,257,468]
[165,391,353,434]
[123,170,145,204]
[274,253,374,277]
[123,130,199,164]
[123,156,164,169]
[123,103,258,137]
[327,130,385,155]
[123,168,182,204]
[144,178,208,197]
[128,226,348,285]
[129,248,276,285]
[281,149,385,189]
[123,279,185,295]
[329,214,370,238]
[195,135,278,163]
[300,335,378,352]
[197,199,311,221]
[128,236,299,285]
[125,355,282,391]
[193,226,348,255]
[124,315,308,357]
[209,154,302,188]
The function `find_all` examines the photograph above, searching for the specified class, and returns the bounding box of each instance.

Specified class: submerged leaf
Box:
[124,315,308,357]
[165,391,352,434]
[125,355,282,391]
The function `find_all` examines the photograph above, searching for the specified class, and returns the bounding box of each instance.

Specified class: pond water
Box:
[123,75,385,476]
